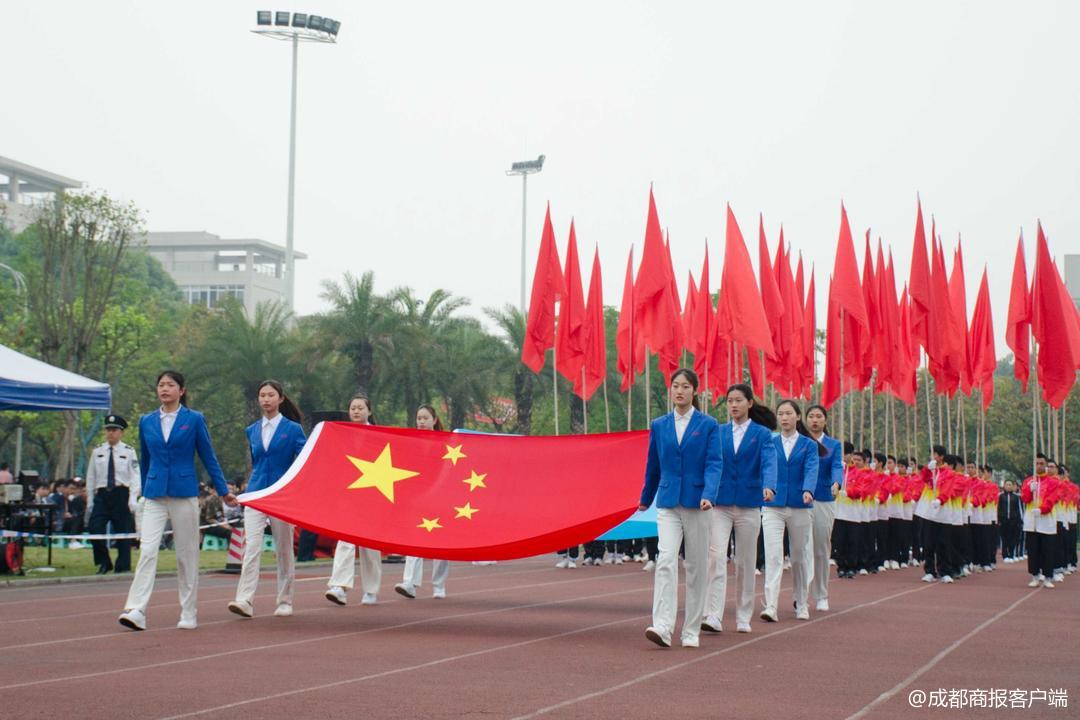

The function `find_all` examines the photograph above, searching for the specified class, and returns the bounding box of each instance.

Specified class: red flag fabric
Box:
[691,243,713,378]
[830,204,869,385]
[894,286,918,405]
[634,190,683,373]
[928,234,962,395]
[802,268,816,399]
[656,234,685,383]
[968,268,996,409]
[776,230,804,395]
[616,247,644,393]
[875,244,899,395]
[1005,235,1031,392]
[859,231,879,389]
[240,423,647,560]
[555,220,586,383]
[717,205,775,357]
[521,205,566,373]
[948,240,972,395]
[682,271,698,356]
[1031,223,1080,408]
[758,216,786,379]
[575,246,607,401]
[908,199,932,353]
[821,276,843,408]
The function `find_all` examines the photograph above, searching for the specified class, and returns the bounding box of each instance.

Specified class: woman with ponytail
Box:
[228,380,308,619]
[700,383,777,635]
[760,399,821,622]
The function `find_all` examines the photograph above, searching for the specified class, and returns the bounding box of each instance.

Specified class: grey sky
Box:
[4,1,1078,360]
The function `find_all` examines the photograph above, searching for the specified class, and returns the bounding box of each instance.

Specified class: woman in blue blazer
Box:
[638,369,721,649]
[119,371,236,632]
[700,383,776,635]
[805,404,843,611]
[760,400,823,623]
[228,380,307,619]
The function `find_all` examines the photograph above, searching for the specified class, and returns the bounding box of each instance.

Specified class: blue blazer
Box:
[639,409,722,510]
[705,421,777,508]
[766,434,819,508]
[245,416,307,493]
[139,406,229,499]
[813,435,844,501]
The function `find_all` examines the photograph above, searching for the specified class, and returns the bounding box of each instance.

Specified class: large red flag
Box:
[1031,223,1080,408]
[521,205,566,373]
[928,233,962,395]
[968,268,996,409]
[1005,234,1031,392]
[880,249,906,401]
[240,423,647,561]
[908,199,932,353]
[859,231,879,389]
[634,190,683,381]
[555,220,586,383]
[948,240,972,395]
[682,271,698,355]
[776,231,804,395]
[821,276,843,408]
[875,243,898,395]
[830,204,869,385]
[758,215,786,383]
[616,247,644,393]
[717,205,774,357]
[894,286,918,405]
[575,246,607,401]
[656,234,685,382]
[691,243,713,378]
[802,267,817,399]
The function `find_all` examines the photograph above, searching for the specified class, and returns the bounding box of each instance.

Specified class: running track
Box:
[1,558,1075,719]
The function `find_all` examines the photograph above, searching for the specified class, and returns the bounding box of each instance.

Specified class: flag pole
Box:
[603,375,611,433]
[645,346,651,423]
[959,394,967,464]
[553,306,559,437]
[944,393,951,452]
[627,286,634,432]
[582,367,588,434]
[870,379,875,454]
[923,353,934,456]
[1031,337,1038,484]
[839,309,846,450]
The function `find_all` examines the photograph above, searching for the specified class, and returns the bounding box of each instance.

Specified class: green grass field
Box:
[8,545,288,581]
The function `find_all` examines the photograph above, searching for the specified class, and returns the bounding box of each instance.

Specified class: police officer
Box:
[85,414,140,574]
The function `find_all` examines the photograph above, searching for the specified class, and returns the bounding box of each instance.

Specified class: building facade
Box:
[0,155,82,233]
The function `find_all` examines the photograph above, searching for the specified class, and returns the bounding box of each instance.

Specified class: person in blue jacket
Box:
[228,380,308,620]
[760,400,823,623]
[701,383,777,635]
[119,370,236,631]
[638,368,721,649]
[805,404,843,612]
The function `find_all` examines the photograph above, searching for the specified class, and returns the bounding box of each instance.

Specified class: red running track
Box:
[1,557,1075,720]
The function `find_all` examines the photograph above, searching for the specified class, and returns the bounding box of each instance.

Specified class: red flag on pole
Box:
[521,205,565,373]
[758,215,785,383]
[776,230,804,393]
[1005,234,1031,392]
[927,232,962,395]
[575,246,607,401]
[821,276,843,408]
[656,233,685,382]
[691,243,713,376]
[717,205,774,357]
[682,271,698,355]
[555,220,586,383]
[947,239,972,395]
[634,189,682,381]
[830,204,869,386]
[616,247,644,393]
[860,231,879,389]
[894,286,918,405]
[908,198,932,353]
[1031,223,1080,408]
[968,268,996,409]
[802,267,817,399]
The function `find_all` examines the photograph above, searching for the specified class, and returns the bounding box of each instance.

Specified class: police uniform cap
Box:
[104,414,128,430]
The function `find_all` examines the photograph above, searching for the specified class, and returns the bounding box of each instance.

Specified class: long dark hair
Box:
[156,370,188,406]
[258,380,303,424]
[417,403,445,431]
[726,383,776,430]
[349,393,375,425]
[670,368,703,411]
[777,399,827,457]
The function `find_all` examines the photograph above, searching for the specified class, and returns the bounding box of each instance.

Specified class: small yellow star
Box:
[462,470,487,491]
[454,502,479,520]
[417,517,443,532]
[346,444,420,503]
[442,444,466,465]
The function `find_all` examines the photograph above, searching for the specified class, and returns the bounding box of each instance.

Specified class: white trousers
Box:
[124,497,199,620]
[810,501,835,603]
[706,505,760,626]
[234,506,295,608]
[653,506,711,641]
[403,556,450,592]
[328,541,382,594]
[762,506,814,613]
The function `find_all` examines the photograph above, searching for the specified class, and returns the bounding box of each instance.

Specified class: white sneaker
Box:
[643,560,655,572]
[701,615,722,633]
[361,592,378,605]
[645,626,671,647]
[680,635,699,648]
[614,555,624,565]
[603,553,614,565]
[736,622,752,633]
[783,558,792,571]
[227,599,254,618]
[878,565,887,573]
[795,606,810,621]
[921,573,935,583]
[432,588,446,599]
[754,569,762,576]
[858,569,869,576]
[325,586,347,605]
[1043,579,1055,589]
[118,608,146,631]
[815,599,829,612]
[582,558,593,566]
[555,557,570,569]
[176,616,197,630]
[566,559,576,568]
[273,603,293,617]
[1053,573,1064,583]
[941,575,954,584]
[829,558,837,566]
[759,607,778,623]
[394,583,417,599]
[1027,577,1040,588]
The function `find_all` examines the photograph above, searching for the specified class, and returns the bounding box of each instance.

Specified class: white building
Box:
[0,155,82,232]
[145,231,306,317]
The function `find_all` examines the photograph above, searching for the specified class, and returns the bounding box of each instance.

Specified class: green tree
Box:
[318,272,394,394]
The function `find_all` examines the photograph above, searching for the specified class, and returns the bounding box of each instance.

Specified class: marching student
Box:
[119,371,236,631]
[701,383,777,635]
[760,400,821,622]
[804,405,842,611]
[639,369,721,649]
[84,414,140,575]
[1044,461,1067,584]
[326,393,384,606]
[227,381,307,619]
[1021,454,1056,587]
[395,404,451,599]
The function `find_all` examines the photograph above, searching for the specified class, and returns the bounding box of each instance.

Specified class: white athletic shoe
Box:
[394,583,417,599]
[700,615,722,633]
[325,586,347,605]
[645,626,671,648]
[176,616,197,630]
[759,607,778,623]
[736,622,752,633]
[877,565,887,573]
[1043,579,1055,589]
[566,559,576,568]
[795,606,810,621]
[361,592,378,605]
[1053,573,1064,583]
[555,557,570,569]
[829,558,837,566]
[921,573,935,583]
[858,569,868,576]
[755,569,762,576]
[432,588,446,599]
[118,608,146,631]
[582,558,593,566]
[614,555,624,565]
[227,599,254,618]
[941,575,954,584]
[643,560,655,572]
[603,553,614,565]
[273,603,293,617]
[783,557,792,571]
[815,599,829,612]
[680,634,700,648]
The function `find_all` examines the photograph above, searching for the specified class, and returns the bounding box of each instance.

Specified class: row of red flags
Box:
[522,190,1080,411]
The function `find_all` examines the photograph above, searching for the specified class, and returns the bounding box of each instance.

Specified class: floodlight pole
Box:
[506,156,545,315]
[285,33,299,312]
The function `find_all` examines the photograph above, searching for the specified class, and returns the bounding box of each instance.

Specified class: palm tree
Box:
[318,271,394,394]
[435,317,505,430]
[388,286,468,414]
[485,305,536,435]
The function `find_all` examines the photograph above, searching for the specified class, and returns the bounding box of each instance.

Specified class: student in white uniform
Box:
[395,404,451,600]
[326,393,383,606]
[119,371,237,631]
[228,380,307,619]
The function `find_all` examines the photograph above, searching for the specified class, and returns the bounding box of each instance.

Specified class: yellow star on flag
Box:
[454,502,478,520]
[462,470,487,491]
[346,443,420,502]
[442,444,466,465]
[417,517,443,532]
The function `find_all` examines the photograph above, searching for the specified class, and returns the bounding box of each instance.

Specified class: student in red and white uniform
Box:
[1021,453,1057,588]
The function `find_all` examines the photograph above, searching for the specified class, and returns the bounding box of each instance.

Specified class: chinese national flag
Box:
[521,205,565,373]
[240,423,648,561]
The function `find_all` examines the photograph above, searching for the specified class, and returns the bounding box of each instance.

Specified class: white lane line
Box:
[510,583,937,720]
[844,589,1041,720]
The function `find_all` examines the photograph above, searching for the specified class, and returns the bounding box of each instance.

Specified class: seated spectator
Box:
[199,490,231,541]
